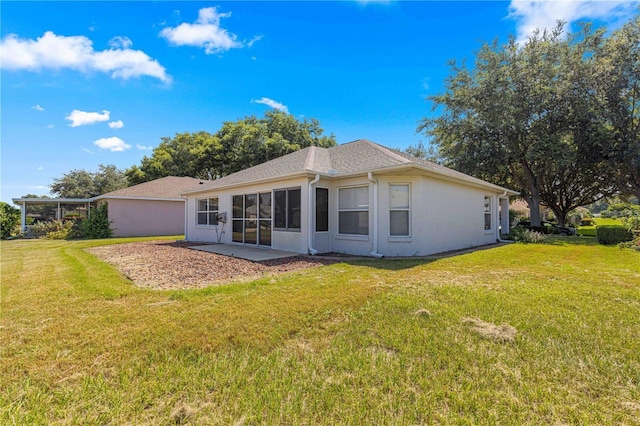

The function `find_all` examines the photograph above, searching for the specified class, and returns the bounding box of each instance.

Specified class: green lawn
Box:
[577,217,624,237]
[1,237,639,424]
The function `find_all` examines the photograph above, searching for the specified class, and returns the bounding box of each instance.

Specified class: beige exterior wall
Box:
[106,198,186,237]
[185,176,310,254]
[186,173,507,257]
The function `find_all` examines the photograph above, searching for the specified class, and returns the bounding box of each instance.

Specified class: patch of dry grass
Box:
[462,317,517,343]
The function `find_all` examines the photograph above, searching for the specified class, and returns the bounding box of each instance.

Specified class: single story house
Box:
[93,176,202,237]
[183,139,518,257]
[13,176,202,237]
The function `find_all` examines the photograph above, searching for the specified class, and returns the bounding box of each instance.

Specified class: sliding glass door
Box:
[232,192,272,246]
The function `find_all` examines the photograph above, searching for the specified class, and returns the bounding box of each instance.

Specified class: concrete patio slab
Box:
[189,244,300,262]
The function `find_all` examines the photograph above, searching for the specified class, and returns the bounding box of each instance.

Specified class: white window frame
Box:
[274,187,302,232]
[389,183,411,237]
[196,197,219,226]
[338,185,369,236]
[484,196,493,232]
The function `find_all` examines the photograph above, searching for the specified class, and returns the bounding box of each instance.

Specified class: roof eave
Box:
[92,195,184,202]
[12,198,92,204]
[181,171,318,196]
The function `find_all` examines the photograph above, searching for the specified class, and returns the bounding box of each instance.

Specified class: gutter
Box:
[367,172,384,258]
[308,174,320,255]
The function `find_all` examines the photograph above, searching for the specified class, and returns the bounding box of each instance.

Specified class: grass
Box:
[1,236,639,424]
[577,217,623,237]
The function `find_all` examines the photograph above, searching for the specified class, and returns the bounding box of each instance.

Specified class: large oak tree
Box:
[419,20,636,226]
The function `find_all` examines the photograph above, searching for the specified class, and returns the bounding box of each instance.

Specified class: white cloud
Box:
[37,166,44,171]
[108,120,124,129]
[252,97,288,113]
[136,144,153,150]
[160,7,251,54]
[508,0,639,43]
[94,137,131,152]
[81,147,96,154]
[46,124,55,129]
[66,109,110,127]
[109,36,132,49]
[32,104,44,111]
[0,31,171,82]
[246,35,263,48]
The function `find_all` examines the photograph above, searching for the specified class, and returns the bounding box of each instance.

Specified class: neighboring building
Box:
[13,176,202,238]
[183,139,518,257]
[94,176,202,237]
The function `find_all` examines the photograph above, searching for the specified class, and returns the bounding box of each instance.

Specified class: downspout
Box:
[308,174,320,255]
[182,195,188,241]
[367,172,384,258]
[496,190,513,244]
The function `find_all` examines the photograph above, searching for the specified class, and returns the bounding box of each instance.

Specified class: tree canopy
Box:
[50,164,128,199]
[126,111,337,185]
[419,17,639,226]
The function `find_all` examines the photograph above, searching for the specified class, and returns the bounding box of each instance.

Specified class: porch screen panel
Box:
[287,188,301,229]
[259,192,272,246]
[232,195,244,242]
[259,220,271,246]
[274,190,287,228]
[316,188,329,232]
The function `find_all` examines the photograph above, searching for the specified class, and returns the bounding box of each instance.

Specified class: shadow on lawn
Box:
[544,235,600,247]
[342,242,509,271]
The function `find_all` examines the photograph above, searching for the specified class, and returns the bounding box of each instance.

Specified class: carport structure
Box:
[12,198,92,232]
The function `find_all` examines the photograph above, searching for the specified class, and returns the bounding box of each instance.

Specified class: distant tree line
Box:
[419,16,640,226]
[125,110,336,185]
[41,111,336,198]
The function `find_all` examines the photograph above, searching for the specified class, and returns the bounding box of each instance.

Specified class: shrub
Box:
[45,220,75,239]
[79,203,113,239]
[601,203,640,219]
[26,220,76,239]
[596,225,633,245]
[0,202,21,239]
[508,226,546,244]
[619,217,640,251]
[580,218,595,227]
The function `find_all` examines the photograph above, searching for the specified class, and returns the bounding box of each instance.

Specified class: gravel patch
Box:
[86,240,338,290]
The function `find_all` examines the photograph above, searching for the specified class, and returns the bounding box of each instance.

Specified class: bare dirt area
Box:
[86,241,339,290]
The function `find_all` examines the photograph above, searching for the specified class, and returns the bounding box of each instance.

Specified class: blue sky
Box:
[2,1,638,203]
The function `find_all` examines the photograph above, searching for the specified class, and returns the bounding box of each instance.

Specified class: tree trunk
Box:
[526,193,542,227]
[521,160,542,227]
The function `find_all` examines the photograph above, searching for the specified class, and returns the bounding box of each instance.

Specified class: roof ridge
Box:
[364,140,413,165]
[303,145,317,171]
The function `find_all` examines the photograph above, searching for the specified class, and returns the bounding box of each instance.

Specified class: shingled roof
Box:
[185,139,517,195]
[95,176,202,200]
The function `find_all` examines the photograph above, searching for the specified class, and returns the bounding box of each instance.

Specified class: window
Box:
[389,184,410,236]
[197,198,218,226]
[274,188,301,231]
[232,192,272,245]
[316,188,329,232]
[338,186,369,235]
[484,196,492,231]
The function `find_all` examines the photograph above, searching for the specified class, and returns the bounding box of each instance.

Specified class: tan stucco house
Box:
[13,176,202,237]
[183,139,518,257]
